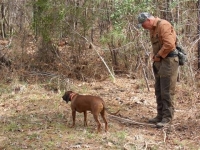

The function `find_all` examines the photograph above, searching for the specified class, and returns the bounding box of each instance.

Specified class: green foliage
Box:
[110,0,155,29]
[32,0,67,41]
[100,29,126,46]
[170,0,180,9]
[100,0,156,47]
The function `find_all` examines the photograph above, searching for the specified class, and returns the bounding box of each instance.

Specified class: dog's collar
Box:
[70,93,77,100]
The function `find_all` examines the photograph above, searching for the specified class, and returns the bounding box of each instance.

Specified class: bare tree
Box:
[198,0,200,69]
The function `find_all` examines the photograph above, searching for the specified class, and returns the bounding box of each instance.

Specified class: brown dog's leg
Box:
[83,111,88,126]
[71,110,76,127]
[93,114,101,133]
[101,110,108,132]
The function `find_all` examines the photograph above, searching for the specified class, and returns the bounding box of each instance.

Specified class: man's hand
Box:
[153,54,161,62]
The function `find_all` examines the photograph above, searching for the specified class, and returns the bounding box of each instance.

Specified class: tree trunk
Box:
[1,1,6,38]
[198,0,200,69]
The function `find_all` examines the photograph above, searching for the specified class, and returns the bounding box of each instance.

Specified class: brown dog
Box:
[62,91,108,133]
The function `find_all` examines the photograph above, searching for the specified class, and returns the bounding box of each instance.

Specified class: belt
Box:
[166,49,178,57]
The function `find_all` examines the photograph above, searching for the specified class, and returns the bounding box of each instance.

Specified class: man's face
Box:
[142,19,153,30]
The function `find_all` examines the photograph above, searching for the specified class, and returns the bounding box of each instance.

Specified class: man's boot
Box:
[148,116,162,124]
[156,118,171,128]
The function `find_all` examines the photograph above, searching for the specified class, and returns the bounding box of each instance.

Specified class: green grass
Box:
[4,121,20,132]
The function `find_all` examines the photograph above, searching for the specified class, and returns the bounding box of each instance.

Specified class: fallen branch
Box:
[108,114,156,127]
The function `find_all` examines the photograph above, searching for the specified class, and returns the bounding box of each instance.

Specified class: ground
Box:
[0,77,200,150]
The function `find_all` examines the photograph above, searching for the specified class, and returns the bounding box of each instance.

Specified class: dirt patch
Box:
[0,77,199,149]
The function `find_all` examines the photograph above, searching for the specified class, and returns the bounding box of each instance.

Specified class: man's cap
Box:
[138,12,152,25]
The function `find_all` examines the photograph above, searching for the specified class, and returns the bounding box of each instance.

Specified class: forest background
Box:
[0,0,199,86]
[0,0,200,149]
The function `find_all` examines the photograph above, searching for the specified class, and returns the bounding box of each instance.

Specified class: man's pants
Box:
[153,57,179,121]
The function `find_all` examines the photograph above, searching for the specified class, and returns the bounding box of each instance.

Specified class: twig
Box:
[143,141,148,150]
[162,128,167,143]
[90,43,115,82]
[193,136,200,140]
[124,142,135,150]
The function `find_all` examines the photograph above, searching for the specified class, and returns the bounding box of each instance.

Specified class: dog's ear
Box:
[62,91,72,103]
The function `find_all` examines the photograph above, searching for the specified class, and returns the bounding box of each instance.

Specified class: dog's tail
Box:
[106,109,120,115]
[102,101,120,115]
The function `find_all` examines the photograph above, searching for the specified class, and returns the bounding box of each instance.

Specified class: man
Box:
[138,12,179,128]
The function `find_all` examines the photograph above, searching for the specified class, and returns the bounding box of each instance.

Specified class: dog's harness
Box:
[70,93,77,100]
